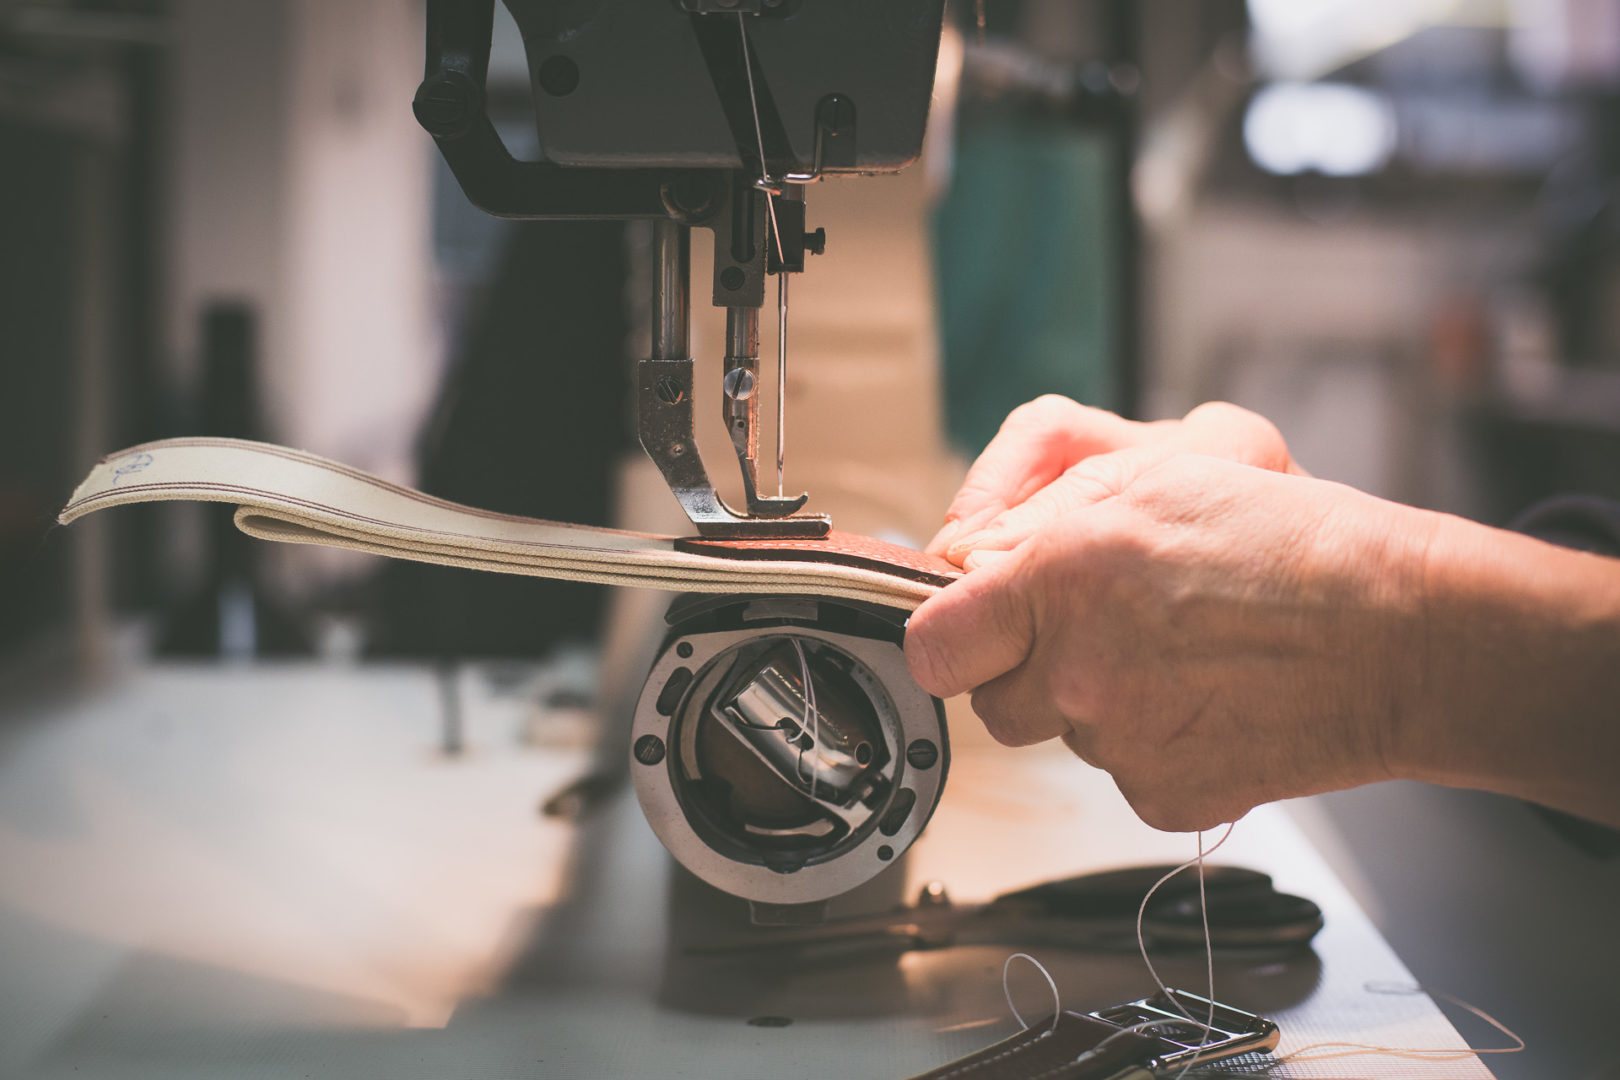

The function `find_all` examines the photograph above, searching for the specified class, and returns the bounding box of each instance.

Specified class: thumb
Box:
[944,444,1162,566]
[905,544,1036,699]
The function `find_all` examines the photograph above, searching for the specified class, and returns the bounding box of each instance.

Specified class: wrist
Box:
[1390,511,1620,822]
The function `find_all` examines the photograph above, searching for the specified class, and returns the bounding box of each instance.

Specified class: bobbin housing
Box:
[630,594,949,923]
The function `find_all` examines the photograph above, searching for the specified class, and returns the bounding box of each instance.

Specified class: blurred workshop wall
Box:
[1151,209,1535,508]
[167,0,438,599]
[1134,0,1620,527]
[931,0,1151,455]
[0,3,170,668]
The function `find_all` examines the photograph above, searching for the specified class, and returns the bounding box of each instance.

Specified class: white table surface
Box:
[0,662,1499,1079]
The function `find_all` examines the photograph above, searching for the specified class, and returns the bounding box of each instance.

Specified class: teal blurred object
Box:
[932,122,1120,455]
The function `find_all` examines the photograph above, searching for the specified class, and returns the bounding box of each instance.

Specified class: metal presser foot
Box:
[639,201,831,540]
[630,595,949,924]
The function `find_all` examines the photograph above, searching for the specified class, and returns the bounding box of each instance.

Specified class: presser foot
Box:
[639,358,830,540]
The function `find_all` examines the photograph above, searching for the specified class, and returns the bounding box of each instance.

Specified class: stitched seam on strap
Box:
[931,1027,1054,1079]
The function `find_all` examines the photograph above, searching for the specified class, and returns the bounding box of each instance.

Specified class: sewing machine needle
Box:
[777,269,787,497]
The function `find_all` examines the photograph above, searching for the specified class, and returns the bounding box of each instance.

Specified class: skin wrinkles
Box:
[904,397,1620,833]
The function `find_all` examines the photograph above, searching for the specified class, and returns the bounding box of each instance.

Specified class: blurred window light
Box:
[1248,0,1489,81]
[1243,83,1397,176]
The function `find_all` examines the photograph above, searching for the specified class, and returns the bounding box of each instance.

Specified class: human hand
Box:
[906,453,1436,831]
[927,397,1304,564]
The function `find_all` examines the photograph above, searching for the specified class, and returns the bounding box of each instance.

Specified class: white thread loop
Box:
[1135,821,1236,1024]
[791,637,818,800]
[1262,981,1526,1069]
[1002,952,1061,1035]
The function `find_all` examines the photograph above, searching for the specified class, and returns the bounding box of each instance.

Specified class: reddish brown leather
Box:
[675,529,963,588]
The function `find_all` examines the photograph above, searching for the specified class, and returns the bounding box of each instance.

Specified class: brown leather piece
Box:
[676,529,964,588]
[903,1013,1159,1080]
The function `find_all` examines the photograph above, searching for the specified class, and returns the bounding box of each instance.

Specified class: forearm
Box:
[1395,513,1620,827]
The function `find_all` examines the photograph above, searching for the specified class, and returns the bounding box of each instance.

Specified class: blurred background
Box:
[3,1,1619,1077]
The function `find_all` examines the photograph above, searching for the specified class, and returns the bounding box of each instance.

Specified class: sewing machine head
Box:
[414,0,950,920]
[414,0,946,538]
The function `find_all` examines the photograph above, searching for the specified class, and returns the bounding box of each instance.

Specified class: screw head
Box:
[723,367,757,400]
[720,266,746,291]
[662,176,719,222]
[655,375,684,405]
[905,739,939,770]
[669,442,687,458]
[412,72,477,138]
[634,734,666,766]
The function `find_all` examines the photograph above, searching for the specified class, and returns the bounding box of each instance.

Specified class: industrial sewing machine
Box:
[413,0,951,922]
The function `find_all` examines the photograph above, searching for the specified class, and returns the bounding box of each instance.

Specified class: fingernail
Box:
[925,518,961,555]
[963,549,1014,572]
[945,529,993,564]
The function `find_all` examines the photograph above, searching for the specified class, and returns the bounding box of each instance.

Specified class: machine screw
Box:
[655,375,685,405]
[662,176,720,222]
[877,845,894,861]
[720,266,746,291]
[634,734,666,766]
[669,442,687,457]
[723,367,757,400]
[804,227,826,256]
[906,739,939,770]
[412,72,477,138]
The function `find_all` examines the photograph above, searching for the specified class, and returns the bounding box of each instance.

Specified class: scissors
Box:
[687,864,1323,958]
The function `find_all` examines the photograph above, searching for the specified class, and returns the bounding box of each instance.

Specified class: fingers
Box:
[926,396,1147,554]
[944,445,1159,565]
[905,541,1037,699]
[970,663,1071,746]
[1178,402,1302,474]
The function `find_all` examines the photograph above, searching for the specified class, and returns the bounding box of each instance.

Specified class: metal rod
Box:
[776,271,788,496]
[727,304,760,364]
[725,305,762,494]
[652,218,689,362]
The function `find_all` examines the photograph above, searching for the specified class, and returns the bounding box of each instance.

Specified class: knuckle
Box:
[1006,394,1083,434]
[969,687,1046,747]
[967,686,1016,744]
[1026,393,1083,418]
[1118,786,1191,833]
[1186,401,1289,469]
[1119,782,1236,834]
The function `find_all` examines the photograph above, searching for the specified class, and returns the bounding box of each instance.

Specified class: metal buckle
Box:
[1088,989,1281,1071]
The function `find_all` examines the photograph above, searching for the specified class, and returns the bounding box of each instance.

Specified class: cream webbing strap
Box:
[60,438,957,612]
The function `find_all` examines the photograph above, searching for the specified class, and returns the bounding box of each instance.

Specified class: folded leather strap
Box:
[676,531,960,588]
[906,1013,1160,1080]
[59,438,961,611]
